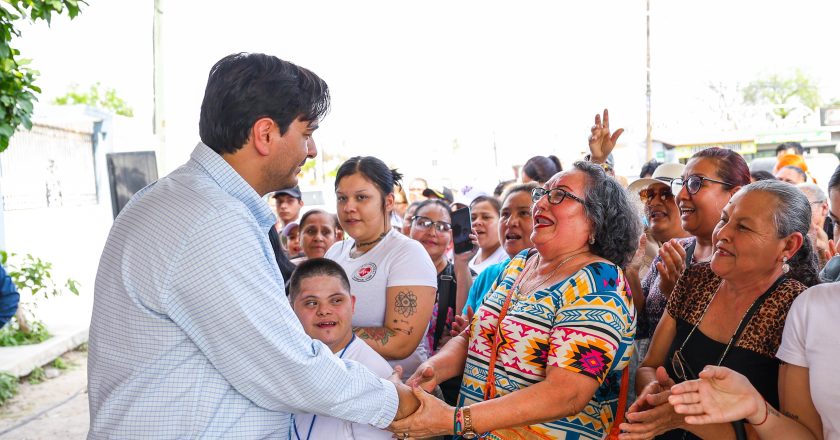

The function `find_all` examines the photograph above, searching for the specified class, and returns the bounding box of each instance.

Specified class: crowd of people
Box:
[85,52,838,440]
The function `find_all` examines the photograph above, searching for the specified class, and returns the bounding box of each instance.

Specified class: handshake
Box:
[386,364,454,439]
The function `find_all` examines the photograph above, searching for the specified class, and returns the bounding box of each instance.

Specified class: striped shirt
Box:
[88,143,398,439]
[459,251,636,439]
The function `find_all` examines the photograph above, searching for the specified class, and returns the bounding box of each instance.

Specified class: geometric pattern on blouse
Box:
[459,251,636,439]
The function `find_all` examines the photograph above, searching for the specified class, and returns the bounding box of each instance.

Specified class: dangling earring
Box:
[782,256,790,274]
[588,235,595,245]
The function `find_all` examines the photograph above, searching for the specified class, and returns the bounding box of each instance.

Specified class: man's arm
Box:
[167,211,399,428]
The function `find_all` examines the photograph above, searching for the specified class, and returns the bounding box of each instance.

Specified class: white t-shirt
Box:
[776,282,840,440]
[468,245,508,275]
[325,229,437,376]
[290,338,393,440]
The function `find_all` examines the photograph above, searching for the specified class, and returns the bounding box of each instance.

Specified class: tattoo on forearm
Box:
[356,327,397,345]
[781,409,799,421]
[392,319,414,336]
[394,290,418,317]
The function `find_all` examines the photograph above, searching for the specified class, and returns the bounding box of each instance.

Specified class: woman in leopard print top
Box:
[622,180,820,440]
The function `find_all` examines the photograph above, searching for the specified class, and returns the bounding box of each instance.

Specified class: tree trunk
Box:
[14,308,30,334]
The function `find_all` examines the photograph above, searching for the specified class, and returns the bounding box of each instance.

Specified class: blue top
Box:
[88,143,398,439]
[462,257,510,315]
[0,263,19,327]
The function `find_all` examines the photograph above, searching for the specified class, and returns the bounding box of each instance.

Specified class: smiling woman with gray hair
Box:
[624,179,819,440]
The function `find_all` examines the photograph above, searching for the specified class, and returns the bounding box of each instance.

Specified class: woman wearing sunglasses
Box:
[389,162,640,439]
[622,180,820,440]
[325,156,437,379]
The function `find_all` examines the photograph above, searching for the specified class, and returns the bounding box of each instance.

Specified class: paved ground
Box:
[0,349,88,440]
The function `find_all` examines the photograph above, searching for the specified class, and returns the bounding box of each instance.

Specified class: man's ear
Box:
[252,117,276,157]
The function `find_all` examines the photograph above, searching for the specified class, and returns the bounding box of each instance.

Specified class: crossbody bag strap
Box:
[433,263,455,349]
[484,249,538,400]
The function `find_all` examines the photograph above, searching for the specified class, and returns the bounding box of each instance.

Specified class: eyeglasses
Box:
[671,349,698,381]
[411,215,452,233]
[670,175,734,196]
[531,187,585,205]
[639,187,674,203]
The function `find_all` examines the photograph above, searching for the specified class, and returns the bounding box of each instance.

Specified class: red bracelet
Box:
[748,400,769,426]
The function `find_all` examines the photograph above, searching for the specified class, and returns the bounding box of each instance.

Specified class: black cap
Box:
[273,186,302,199]
[422,187,454,204]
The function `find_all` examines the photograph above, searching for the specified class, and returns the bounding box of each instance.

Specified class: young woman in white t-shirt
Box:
[325,156,437,377]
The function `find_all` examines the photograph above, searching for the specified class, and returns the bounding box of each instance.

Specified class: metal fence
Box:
[0,123,97,210]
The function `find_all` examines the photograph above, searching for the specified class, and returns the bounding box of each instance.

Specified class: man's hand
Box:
[588,108,624,164]
[388,366,420,421]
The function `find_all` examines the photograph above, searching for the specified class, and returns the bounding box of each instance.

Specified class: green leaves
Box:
[743,69,822,120]
[53,82,134,117]
[0,0,86,152]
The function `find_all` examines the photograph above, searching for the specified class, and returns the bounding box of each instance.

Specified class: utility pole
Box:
[153,0,165,173]
[645,0,653,161]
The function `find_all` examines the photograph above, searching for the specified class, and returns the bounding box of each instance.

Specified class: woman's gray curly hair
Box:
[572,161,642,268]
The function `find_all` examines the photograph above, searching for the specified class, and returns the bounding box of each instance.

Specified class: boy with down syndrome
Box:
[288,258,393,440]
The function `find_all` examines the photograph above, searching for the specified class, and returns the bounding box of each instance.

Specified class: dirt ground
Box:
[0,349,89,440]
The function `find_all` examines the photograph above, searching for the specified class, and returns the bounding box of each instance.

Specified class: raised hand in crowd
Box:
[588,108,624,164]
[655,239,687,298]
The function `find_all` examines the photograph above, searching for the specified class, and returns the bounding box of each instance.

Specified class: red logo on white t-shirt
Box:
[353,263,377,282]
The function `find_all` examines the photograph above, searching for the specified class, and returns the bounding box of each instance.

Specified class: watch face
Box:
[462,433,477,439]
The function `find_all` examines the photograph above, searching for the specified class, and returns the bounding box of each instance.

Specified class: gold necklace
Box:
[513,250,589,300]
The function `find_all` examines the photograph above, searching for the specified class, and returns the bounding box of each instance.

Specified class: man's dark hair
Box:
[199,53,330,154]
[750,170,777,182]
[775,142,804,156]
[288,258,351,302]
[639,159,662,179]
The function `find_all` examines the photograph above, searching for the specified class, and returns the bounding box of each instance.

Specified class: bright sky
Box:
[14,0,840,191]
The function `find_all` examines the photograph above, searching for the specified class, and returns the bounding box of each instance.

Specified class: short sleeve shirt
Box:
[776,283,840,440]
[459,251,636,439]
[326,229,437,375]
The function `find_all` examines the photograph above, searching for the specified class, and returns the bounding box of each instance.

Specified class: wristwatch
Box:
[461,406,478,439]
